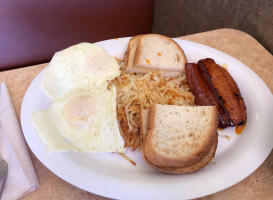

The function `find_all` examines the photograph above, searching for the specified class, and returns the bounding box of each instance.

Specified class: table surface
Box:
[1,28,272,200]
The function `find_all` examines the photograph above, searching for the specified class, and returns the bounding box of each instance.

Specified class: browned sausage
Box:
[198,58,247,126]
[186,63,231,128]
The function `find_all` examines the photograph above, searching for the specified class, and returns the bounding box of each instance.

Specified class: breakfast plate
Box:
[21,37,273,200]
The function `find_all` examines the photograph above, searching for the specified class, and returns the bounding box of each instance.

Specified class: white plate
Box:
[21,38,273,200]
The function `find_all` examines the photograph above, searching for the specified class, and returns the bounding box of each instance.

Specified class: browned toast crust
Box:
[142,133,218,174]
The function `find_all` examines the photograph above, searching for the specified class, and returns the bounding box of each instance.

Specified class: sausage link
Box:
[198,58,247,126]
[186,63,231,128]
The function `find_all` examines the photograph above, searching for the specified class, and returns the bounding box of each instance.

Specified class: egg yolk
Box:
[63,95,97,126]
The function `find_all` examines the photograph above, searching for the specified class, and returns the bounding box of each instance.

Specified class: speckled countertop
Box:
[0,29,272,200]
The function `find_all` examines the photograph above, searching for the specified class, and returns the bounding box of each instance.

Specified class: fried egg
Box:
[32,42,126,154]
[31,86,126,153]
[41,43,120,100]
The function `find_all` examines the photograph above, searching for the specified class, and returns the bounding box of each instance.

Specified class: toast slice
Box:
[142,139,218,174]
[141,104,218,174]
[124,35,142,73]
[124,34,187,77]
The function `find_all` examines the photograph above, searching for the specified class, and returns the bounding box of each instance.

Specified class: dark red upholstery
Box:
[0,0,154,71]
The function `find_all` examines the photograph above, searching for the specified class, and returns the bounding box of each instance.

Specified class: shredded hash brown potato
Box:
[110,60,195,150]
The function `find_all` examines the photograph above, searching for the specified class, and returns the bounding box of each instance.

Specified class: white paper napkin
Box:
[0,82,39,200]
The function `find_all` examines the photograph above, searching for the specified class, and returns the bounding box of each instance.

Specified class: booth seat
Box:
[0,0,154,71]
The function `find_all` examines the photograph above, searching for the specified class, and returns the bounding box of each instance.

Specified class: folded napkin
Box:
[0,82,39,200]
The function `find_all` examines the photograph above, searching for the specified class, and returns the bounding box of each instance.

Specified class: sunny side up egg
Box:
[41,42,120,100]
[31,87,126,153]
[31,42,126,154]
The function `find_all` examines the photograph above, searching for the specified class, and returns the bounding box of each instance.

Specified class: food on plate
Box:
[31,33,246,171]
[42,42,120,100]
[32,43,125,154]
[186,58,247,128]
[111,61,195,150]
[31,87,125,153]
[219,134,231,141]
[186,63,231,128]
[198,58,247,126]
[112,34,194,150]
[140,104,218,174]
[124,34,187,77]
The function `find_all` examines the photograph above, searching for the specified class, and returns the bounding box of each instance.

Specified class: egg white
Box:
[41,43,120,100]
[31,86,126,154]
